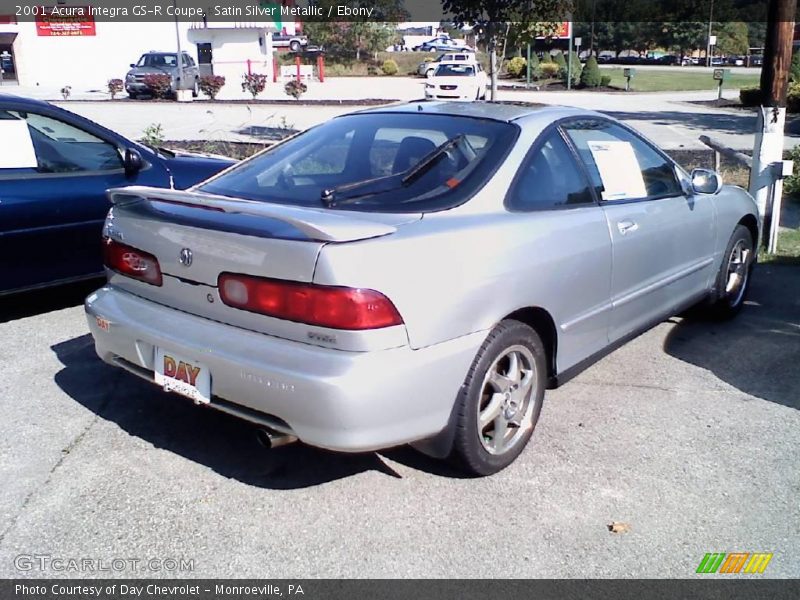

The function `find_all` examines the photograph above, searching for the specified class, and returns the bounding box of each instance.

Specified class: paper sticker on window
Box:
[587,140,647,201]
[0,119,37,169]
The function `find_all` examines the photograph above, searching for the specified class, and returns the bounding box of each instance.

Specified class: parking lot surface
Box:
[0,264,798,578]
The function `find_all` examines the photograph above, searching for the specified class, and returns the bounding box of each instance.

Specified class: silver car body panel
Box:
[86,101,759,452]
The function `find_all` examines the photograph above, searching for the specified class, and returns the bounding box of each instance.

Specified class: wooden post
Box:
[295,55,301,83]
[749,0,796,249]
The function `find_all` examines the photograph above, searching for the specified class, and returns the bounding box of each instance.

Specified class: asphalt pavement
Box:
[0,264,798,578]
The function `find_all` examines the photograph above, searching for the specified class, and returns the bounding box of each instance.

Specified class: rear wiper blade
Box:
[320,134,467,208]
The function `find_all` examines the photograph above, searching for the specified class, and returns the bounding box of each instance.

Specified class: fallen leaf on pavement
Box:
[608,521,631,533]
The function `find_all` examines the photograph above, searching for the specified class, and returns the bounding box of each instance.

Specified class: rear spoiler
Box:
[107,186,401,243]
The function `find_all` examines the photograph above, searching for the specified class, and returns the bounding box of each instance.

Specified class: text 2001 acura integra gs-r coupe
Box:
[86,102,759,476]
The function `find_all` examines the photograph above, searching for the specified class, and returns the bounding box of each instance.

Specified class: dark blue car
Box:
[0,94,235,295]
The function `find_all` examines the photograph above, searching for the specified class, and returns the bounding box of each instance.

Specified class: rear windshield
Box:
[198,112,518,213]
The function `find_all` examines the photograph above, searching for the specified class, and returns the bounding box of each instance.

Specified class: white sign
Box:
[587,140,647,201]
[280,65,314,81]
[0,119,38,169]
[709,35,717,46]
[574,37,582,47]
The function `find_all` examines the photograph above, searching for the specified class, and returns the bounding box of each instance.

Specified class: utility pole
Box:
[749,0,797,249]
[173,0,185,95]
[706,0,714,67]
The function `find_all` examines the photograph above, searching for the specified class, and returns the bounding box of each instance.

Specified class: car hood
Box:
[430,76,476,85]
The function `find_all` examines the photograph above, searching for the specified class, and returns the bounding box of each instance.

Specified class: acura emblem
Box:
[179,248,193,267]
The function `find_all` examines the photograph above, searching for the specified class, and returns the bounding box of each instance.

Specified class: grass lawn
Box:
[599,67,760,92]
[762,227,800,265]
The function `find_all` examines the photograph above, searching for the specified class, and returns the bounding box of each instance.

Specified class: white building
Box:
[0,7,297,90]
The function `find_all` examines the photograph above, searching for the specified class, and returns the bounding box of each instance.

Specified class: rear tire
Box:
[706,224,754,320]
[128,92,138,100]
[192,78,199,98]
[448,320,546,476]
[290,41,301,53]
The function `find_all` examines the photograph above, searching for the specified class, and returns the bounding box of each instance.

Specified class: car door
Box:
[506,127,613,370]
[561,118,716,342]
[0,105,169,294]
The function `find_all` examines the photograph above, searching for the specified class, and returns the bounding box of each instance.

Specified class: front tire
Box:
[706,224,754,320]
[192,78,199,98]
[449,320,546,476]
[289,41,301,53]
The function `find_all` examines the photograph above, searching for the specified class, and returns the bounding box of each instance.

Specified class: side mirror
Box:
[123,148,144,177]
[691,168,722,195]
[129,63,136,68]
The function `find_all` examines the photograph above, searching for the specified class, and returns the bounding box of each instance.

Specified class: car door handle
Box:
[617,220,639,235]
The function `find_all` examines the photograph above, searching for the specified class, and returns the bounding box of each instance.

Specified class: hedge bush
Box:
[142,74,172,99]
[538,62,560,79]
[241,73,268,99]
[791,51,800,83]
[381,59,399,76]
[600,74,612,87]
[506,56,527,78]
[199,75,226,100]
[580,56,602,87]
[787,82,800,113]
[739,87,761,107]
[284,79,308,100]
[783,144,800,197]
[559,51,582,86]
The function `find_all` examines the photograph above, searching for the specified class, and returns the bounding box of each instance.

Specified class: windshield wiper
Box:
[321,134,469,207]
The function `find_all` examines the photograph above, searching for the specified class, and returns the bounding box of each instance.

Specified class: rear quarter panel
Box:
[313,207,613,371]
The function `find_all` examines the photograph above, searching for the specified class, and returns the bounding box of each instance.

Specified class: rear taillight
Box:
[103,237,163,286]
[218,273,403,330]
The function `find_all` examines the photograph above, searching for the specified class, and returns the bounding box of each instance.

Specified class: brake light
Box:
[103,237,163,286]
[218,273,403,330]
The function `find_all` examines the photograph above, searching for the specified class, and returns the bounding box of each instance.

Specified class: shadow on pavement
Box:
[51,334,464,488]
[0,279,104,324]
[664,264,800,410]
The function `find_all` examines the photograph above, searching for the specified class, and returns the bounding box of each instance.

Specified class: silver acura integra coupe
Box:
[86,102,759,476]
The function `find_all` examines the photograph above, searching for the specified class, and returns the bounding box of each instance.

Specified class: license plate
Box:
[154,347,211,405]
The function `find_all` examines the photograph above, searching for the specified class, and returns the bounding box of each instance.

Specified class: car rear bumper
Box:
[85,286,484,452]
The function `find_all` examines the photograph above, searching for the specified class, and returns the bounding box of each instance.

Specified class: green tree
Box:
[441,0,574,100]
[791,51,800,84]
[303,0,406,61]
[716,22,749,57]
[580,55,601,87]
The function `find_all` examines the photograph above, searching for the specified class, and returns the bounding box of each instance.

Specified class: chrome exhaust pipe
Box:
[256,428,298,449]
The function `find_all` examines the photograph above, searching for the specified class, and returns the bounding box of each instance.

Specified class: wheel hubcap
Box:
[724,239,751,307]
[477,345,537,456]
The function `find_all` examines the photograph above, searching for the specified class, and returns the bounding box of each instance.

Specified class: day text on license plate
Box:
[154,347,211,405]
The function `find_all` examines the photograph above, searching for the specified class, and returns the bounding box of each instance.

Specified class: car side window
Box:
[561,119,682,201]
[0,109,122,175]
[507,130,594,211]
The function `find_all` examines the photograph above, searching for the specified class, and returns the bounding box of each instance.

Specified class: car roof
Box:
[0,93,53,109]
[358,101,565,123]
